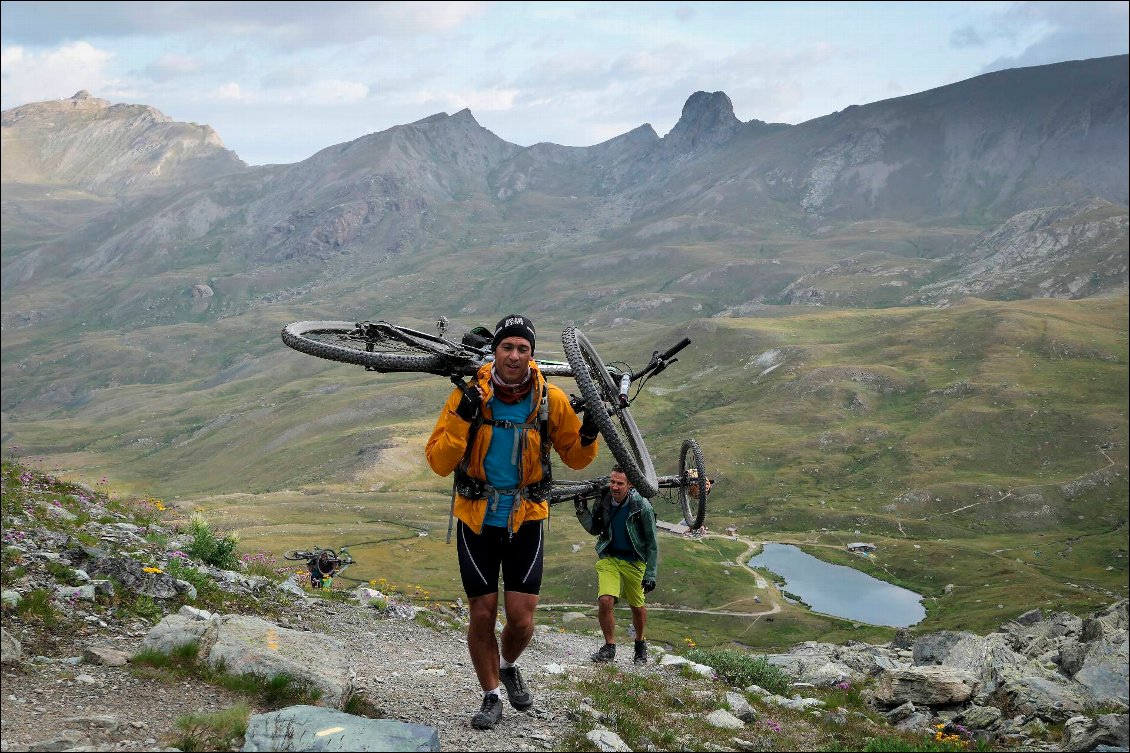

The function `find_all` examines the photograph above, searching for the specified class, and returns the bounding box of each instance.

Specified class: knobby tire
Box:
[562,326,658,497]
[281,321,478,376]
[679,438,708,529]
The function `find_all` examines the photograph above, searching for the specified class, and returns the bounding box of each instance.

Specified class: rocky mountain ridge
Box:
[2,461,1128,752]
[3,56,1126,300]
[1,90,244,195]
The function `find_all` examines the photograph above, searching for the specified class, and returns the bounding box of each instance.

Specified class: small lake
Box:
[749,543,926,627]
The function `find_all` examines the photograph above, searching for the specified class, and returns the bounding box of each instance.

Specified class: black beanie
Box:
[491,314,536,352]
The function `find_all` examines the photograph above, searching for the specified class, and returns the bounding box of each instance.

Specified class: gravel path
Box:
[315,599,642,752]
[1,598,661,752]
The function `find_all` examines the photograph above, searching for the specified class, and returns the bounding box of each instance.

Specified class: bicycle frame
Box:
[546,473,710,505]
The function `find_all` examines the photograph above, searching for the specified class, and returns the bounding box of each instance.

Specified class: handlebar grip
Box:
[661,337,692,361]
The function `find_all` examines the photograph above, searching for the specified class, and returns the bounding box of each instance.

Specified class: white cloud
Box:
[207,79,368,106]
[406,87,517,112]
[144,52,205,82]
[1,1,490,49]
[296,80,369,105]
[449,88,518,112]
[0,41,117,109]
[214,82,245,101]
[978,1,1129,71]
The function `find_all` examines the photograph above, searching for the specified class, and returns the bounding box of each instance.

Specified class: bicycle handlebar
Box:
[660,337,692,362]
[631,336,692,384]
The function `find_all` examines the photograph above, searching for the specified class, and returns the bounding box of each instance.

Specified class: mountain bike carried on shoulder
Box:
[282,318,692,499]
[548,438,712,530]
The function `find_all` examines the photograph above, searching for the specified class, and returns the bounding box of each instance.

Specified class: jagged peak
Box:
[409,109,483,130]
[411,112,449,125]
[65,90,110,109]
[662,90,741,152]
[449,108,481,127]
[590,123,660,152]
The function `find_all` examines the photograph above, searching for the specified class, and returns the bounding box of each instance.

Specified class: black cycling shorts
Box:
[456,520,543,599]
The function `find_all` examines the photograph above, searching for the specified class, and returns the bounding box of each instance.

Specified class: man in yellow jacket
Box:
[426,314,599,730]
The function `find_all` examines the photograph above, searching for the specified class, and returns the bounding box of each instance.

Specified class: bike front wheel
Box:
[562,327,658,497]
[281,321,481,376]
[678,438,708,529]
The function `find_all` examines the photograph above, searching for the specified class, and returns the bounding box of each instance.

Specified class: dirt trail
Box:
[541,528,783,620]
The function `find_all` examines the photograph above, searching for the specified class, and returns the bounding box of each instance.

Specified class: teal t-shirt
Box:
[482,390,534,528]
[608,500,638,561]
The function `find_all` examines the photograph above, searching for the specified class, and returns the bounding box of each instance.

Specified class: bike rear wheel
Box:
[281,321,481,375]
[678,438,708,529]
[283,549,314,561]
[562,327,658,497]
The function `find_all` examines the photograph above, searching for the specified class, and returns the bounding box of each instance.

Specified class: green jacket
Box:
[576,488,658,581]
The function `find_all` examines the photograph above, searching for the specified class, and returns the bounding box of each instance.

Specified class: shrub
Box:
[186,514,241,571]
[684,647,791,695]
[239,550,280,580]
[15,588,59,627]
[171,703,250,752]
[124,593,165,623]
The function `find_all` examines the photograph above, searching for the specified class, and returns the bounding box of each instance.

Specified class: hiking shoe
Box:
[591,643,616,663]
[499,666,533,710]
[471,693,503,730]
[633,640,648,665]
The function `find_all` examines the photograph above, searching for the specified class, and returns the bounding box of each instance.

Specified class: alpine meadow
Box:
[2,53,1127,654]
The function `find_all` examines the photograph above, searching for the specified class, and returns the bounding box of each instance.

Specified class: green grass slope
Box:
[3,296,1126,646]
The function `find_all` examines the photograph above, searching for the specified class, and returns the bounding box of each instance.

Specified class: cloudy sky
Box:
[2,1,1127,166]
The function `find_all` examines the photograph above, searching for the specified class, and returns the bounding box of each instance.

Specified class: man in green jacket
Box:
[575,465,659,664]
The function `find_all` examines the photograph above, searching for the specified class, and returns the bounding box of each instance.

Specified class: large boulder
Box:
[139,612,214,655]
[989,674,1087,722]
[1061,713,1130,752]
[1069,632,1130,707]
[241,705,439,751]
[88,556,194,599]
[912,629,1062,701]
[199,615,353,708]
[874,666,979,706]
[765,640,896,686]
[1,626,21,665]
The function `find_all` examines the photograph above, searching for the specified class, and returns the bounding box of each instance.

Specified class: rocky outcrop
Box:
[910,199,1129,305]
[1,90,245,194]
[874,665,978,706]
[660,91,742,155]
[763,602,1130,747]
[242,705,440,752]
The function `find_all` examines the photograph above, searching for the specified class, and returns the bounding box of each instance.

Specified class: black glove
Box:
[579,405,600,446]
[642,579,656,594]
[454,383,482,422]
[574,496,588,513]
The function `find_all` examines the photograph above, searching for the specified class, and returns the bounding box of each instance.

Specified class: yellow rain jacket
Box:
[426,360,598,534]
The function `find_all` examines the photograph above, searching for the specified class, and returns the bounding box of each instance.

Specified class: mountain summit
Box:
[662,90,743,152]
[1,90,244,195]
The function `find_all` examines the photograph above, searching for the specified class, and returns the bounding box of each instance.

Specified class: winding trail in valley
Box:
[540,524,784,620]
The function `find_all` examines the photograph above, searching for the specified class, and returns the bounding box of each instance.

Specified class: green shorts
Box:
[596,555,646,608]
